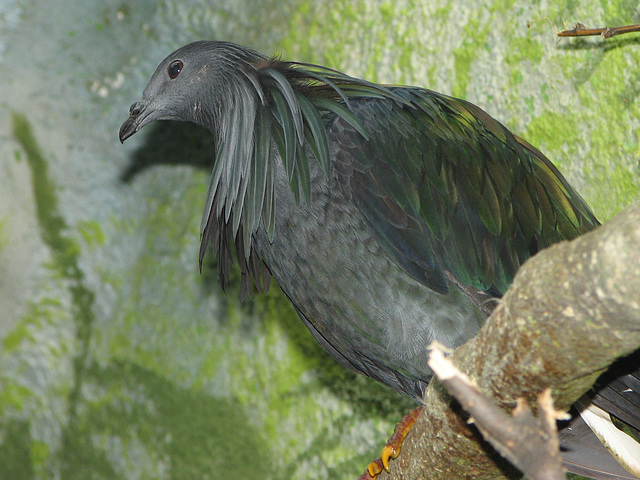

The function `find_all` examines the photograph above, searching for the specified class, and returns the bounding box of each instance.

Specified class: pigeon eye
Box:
[168,60,183,79]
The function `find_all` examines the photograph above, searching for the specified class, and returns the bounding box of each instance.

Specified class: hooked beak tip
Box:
[119,100,150,143]
[119,111,140,143]
[118,121,136,143]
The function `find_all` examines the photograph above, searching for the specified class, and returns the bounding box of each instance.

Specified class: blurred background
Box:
[0,1,638,479]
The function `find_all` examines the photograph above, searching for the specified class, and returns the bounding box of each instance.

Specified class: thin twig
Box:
[557,22,640,38]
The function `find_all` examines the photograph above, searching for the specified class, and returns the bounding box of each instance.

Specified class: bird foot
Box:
[357,407,422,479]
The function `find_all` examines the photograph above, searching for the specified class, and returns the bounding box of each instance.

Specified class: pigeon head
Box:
[118,41,376,277]
[119,41,265,143]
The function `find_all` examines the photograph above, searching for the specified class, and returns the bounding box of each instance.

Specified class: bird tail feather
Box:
[575,397,640,478]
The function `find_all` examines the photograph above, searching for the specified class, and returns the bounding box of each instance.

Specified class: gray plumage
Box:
[117,40,597,399]
[119,41,640,479]
[120,41,492,398]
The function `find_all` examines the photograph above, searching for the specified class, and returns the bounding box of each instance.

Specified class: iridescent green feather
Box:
[203,54,598,296]
[327,86,598,294]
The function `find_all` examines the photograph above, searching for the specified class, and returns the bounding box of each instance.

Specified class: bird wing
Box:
[330,87,599,296]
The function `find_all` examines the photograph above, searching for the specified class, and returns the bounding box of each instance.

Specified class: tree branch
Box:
[380,202,640,479]
[428,347,568,480]
[557,22,640,39]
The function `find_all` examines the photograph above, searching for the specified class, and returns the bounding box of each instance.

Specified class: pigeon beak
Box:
[119,100,153,143]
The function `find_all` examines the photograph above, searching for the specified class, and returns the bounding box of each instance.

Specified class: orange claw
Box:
[381,444,397,470]
[368,458,384,477]
[359,407,422,479]
[357,458,383,480]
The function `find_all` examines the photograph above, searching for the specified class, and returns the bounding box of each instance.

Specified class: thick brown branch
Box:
[379,202,640,479]
[558,22,640,38]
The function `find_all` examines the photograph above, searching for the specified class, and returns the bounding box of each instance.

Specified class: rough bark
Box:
[381,201,640,479]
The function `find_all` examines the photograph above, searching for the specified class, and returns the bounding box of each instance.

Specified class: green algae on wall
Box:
[11,113,96,332]
[3,1,639,480]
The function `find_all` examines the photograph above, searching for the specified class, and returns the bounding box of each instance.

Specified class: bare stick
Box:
[428,346,568,480]
[558,22,640,38]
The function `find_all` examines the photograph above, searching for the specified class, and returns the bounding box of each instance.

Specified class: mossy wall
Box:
[0,1,637,479]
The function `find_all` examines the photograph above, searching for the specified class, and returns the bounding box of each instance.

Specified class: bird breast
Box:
[251,150,486,398]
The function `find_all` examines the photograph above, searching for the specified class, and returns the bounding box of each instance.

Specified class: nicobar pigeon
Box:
[120,41,640,479]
